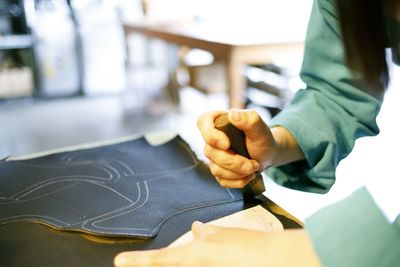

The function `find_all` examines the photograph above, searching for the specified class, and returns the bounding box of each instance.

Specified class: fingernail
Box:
[192,221,206,239]
[230,110,241,122]
[252,161,260,170]
[216,140,226,149]
[193,221,204,227]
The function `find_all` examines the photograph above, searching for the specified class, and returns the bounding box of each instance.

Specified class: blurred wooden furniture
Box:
[123,21,304,108]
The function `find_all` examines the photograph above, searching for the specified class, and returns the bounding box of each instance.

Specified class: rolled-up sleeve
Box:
[267,0,382,193]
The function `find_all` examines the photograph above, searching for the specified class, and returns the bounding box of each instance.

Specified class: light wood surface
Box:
[123,21,304,108]
[169,205,284,247]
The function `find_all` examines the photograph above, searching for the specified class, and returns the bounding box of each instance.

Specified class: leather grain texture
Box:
[0,195,303,267]
[0,200,247,267]
[0,136,242,238]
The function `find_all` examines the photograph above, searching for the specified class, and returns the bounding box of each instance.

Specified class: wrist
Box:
[269,126,305,167]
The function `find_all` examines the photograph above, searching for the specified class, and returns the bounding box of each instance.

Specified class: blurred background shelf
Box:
[0,34,33,49]
[0,0,36,98]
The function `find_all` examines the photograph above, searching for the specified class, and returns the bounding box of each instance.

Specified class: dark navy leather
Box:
[0,135,302,267]
[0,200,246,267]
[0,136,242,237]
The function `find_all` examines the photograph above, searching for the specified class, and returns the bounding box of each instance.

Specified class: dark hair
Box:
[336,0,389,93]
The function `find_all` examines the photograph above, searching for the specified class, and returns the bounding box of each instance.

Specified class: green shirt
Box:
[305,187,400,267]
[267,0,382,194]
[266,0,400,265]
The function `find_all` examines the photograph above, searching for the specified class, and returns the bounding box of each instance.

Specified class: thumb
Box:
[192,221,223,241]
[228,109,270,142]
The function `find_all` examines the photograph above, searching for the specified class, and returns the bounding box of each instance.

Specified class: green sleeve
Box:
[266,0,382,193]
[305,187,400,267]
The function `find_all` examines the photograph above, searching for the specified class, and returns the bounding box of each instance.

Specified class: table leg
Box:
[165,44,181,105]
[225,52,246,109]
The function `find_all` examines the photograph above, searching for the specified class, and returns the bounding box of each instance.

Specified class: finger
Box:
[228,109,270,142]
[192,221,224,241]
[204,144,260,174]
[114,251,157,266]
[209,161,248,180]
[215,174,255,188]
[197,111,230,150]
[114,248,182,267]
[193,222,265,244]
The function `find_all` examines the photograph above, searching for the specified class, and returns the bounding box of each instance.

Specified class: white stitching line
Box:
[9,175,110,200]
[0,162,234,235]
[83,198,242,236]
[87,181,151,231]
[101,163,121,184]
[85,169,239,233]
[62,154,133,177]
[0,182,80,203]
[81,181,148,231]
[3,137,195,200]
[79,167,201,232]
[7,162,116,200]
[148,198,241,236]
[0,136,236,237]
[83,169,192,231]
[0,181,135,226]
[226,188,235,199]
[107,159,135,176]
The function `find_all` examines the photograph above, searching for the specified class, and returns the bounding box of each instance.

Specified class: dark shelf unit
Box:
[0,0,39,98]
[0,0,29,35]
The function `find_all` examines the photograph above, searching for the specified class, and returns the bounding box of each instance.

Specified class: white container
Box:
[33,0,80,97]
[73,2,126,95]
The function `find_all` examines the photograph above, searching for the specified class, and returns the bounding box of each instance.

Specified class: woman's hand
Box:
[196,109,304,188]
[114,222,321,267]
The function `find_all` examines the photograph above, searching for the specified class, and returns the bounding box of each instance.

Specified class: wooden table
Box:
[123,21,304,108]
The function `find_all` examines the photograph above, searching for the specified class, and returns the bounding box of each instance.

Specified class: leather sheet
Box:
[0,200,247,267]
[0,196,302,267]
[0,136,242,238]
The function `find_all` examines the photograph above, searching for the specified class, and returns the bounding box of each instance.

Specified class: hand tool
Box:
[214,113,266,198]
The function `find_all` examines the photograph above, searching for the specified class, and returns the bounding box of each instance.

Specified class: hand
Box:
[197,109,304,188]
[114,222,321,267]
